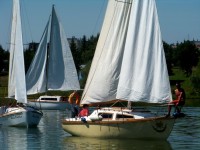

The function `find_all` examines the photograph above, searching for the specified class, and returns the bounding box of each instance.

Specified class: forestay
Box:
[81,0,172,104]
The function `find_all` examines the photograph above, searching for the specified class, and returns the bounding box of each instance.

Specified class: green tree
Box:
[80,34,98,63]
[83,35,98,62]
[24,42,38,73]
[79,61,92,88]
[78,34,99,88]
[80,35,88,64]
[190,61,200,95]
[70,37,81,73]
[175,41,199,76]
[163,41,173,75]
[0,45,4,72]
[0,45,9,74]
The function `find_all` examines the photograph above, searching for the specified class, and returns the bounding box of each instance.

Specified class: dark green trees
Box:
[76,34,99,88]
[163,42,173,76]
[24,42,38,73]
[70,37,81,72]
[175,41,199,77]
[0,45,9,74]
[1,38,200,90]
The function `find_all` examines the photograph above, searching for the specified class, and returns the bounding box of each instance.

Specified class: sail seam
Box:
[115,0,132,4]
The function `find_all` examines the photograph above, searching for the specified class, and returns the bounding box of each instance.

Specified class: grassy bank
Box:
[1,68,200,106]
[169,67,200,106]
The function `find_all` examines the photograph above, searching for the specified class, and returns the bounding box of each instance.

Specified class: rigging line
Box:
[6,1,13,51]
[81,0,120,101]
[81,0,132,102]
[21,0,34,45]
[91,0,107,36]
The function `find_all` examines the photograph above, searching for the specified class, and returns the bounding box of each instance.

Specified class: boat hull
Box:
[0,107,43,127]
[28,101,70,110]
[62,117,175,139]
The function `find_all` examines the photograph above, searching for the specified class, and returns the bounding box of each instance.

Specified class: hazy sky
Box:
[0,0,200,50]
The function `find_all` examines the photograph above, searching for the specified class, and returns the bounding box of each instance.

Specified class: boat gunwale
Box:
[62,116,175,125]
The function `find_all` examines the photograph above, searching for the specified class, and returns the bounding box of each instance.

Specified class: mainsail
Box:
[26,6,80,94]
[81,0,171,104]
[8,0,27,103]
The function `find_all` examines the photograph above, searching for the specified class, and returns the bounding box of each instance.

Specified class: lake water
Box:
[0,107,199,150]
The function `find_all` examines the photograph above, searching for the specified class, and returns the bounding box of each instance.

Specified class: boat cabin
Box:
[88,107,157,121]
[89,107,134,120]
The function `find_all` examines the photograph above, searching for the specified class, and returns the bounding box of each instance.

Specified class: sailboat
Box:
[62,0,175,139]
[0,0,42,127]
[26,5,80,110]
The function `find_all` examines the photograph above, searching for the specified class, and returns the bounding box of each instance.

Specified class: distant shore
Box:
[1,73,200,106]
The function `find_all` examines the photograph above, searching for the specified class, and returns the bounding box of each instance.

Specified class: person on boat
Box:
[68,91,80,117]
[166,83,186,117]
[78,104,89,117]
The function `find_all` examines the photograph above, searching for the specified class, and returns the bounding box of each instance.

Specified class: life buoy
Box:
[68,91,80,105]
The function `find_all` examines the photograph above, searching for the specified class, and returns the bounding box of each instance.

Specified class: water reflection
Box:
[63,137,172,150]
[0,108,199,150]
[38,110,70,149]
[169,107,200,150]
[0,127,42,150]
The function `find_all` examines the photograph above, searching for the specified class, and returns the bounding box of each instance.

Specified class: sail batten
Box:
[81,0,171,104]
[26,6,80,95]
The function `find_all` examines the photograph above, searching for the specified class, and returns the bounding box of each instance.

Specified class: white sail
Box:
[117,0,171,103]
[25,21,49,94]
[26,6,80,95]
[8,0,27,103]
[81,0,171,104]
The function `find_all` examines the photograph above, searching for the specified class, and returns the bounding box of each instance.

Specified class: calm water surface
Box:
[0,107,199,150]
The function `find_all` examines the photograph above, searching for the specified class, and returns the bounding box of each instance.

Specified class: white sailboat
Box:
[0,0,42,127]
[62,0,175,139]
[26,5,80,110]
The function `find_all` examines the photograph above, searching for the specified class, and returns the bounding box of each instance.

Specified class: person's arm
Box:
[85,109,89,116]
[178,92,183,101]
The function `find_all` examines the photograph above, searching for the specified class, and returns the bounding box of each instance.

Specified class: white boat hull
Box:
[62,117,175,139]
[0,107,43,127]
[28,101,70,110]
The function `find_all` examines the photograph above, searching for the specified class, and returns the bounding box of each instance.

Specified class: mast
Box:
[45,5,55,94]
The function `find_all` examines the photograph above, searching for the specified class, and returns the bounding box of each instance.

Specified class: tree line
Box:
[0,35,200,91]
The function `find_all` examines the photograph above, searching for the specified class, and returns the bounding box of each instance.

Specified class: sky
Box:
[0,0,200,50]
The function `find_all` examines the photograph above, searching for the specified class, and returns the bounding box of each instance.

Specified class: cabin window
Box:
[40,98,57,100]
[116,114,133,118]
[98,113,113,119]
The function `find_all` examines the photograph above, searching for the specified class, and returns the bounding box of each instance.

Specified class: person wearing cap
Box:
[166,83,186,117]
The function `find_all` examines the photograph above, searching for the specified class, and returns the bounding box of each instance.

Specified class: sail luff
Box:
[8,0,27,103]
[81,0,132,104]
[26,20,49,95]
